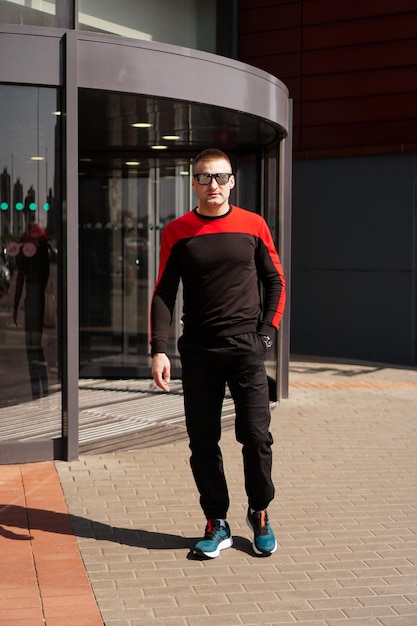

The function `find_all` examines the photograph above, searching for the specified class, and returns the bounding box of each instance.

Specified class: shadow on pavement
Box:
[1,503,260,559]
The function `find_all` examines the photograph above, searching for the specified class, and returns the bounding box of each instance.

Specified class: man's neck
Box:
[196,203,230,217]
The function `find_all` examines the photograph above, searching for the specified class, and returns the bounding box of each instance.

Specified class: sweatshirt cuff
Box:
[257,324,276,341]
[151,340,168,357]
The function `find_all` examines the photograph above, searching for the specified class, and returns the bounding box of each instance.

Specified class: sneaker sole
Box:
[246,516,278,556]
[193,536,233,559]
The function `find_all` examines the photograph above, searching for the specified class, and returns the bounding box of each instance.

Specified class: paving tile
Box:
[45,618,104,626]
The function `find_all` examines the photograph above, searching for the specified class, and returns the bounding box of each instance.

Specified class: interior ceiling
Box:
[78,89,282,159]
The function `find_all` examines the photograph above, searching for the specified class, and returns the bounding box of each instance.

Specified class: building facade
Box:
[239,0,417,366]
[0,1,291,463]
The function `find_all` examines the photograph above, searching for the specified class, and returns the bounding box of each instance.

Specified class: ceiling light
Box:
[125,161,140,166]
[180,171,189,176]
[162,135,180,140]
[151,145,168,150]
[131,122,152,128]
[31,156,44,161]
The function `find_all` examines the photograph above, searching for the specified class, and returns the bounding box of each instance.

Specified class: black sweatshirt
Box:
[150,205,286,355]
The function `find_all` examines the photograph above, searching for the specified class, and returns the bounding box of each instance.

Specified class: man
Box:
[151,148,286,558]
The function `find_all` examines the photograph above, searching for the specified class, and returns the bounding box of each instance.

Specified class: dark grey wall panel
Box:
[291,269,414,364]
[291,153,417,365]
[292,154,415,271]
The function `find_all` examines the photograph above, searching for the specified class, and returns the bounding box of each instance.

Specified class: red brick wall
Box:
[239,0,417,156]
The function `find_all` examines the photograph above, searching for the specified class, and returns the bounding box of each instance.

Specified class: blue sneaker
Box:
[246,509,277,556]
[193,519,233,558]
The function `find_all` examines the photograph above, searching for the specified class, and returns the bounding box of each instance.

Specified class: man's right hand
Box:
[151,353,171,392]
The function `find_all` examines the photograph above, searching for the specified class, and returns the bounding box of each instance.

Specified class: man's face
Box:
[192,158,235,211]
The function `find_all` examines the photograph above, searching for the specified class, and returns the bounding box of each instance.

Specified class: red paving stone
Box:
[0,462,103,625]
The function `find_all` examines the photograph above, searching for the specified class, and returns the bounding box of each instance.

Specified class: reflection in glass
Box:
[78,0,217,53]
[0,85,61,443]
[79,157,189,378]
[1,0,56,27]
[13,215,50,399]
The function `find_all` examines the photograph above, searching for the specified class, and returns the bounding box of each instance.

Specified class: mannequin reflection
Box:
[13,215,50,400]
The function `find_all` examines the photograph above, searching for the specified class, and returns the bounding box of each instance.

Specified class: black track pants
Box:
[178,332,275,519]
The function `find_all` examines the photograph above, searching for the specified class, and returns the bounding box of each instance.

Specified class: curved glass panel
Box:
[78,89,281,399]
[0,85,62,443]
[0,0,56,26]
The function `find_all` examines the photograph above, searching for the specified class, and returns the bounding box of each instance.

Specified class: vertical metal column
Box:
[56,0,76,28]
[277,100,293,400]
[62,31,79,459]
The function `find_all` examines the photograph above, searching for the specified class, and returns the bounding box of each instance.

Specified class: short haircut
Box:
[193,148,232,171]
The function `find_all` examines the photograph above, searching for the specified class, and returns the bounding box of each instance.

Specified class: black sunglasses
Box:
[193,173,233,185]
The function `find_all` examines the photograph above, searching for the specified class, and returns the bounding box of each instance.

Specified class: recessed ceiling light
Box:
[132,122,152,128]
[180,171,189,176]
[125,161,140,166]
[151,145,168,150]
[31,156,45,161]
[162,135,180,140]
[52,111,62,116]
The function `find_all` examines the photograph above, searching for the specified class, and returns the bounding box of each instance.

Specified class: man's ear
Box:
[230,175,235,189]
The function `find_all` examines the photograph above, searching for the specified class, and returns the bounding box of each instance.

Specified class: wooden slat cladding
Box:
[303,40,417,75]
[303,14,417,50]
[302,0,417,25]
[303,67,417,101]
[239,2,301,33]
[238,1,417,155]
[303,120,417,152]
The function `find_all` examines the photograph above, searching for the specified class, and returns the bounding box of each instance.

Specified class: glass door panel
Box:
[79,156,190,378]
[0,85,62,445]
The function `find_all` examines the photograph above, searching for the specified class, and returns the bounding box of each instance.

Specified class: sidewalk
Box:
[1,358,417,625]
